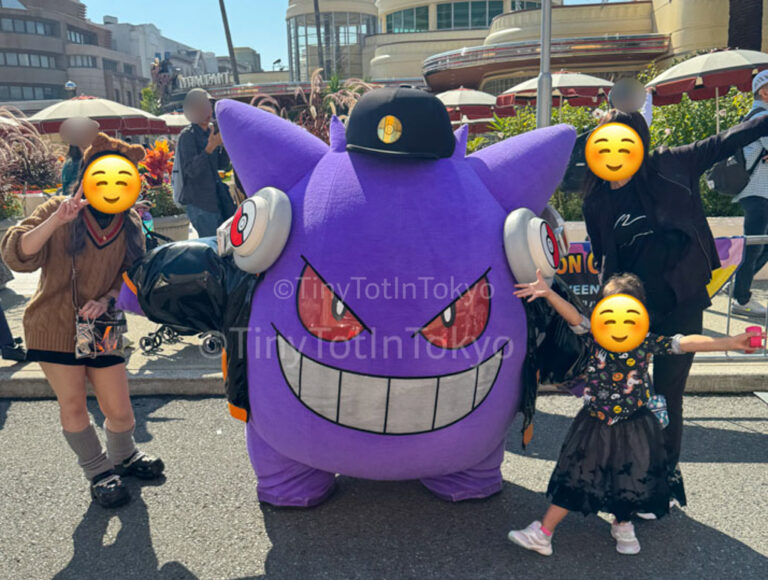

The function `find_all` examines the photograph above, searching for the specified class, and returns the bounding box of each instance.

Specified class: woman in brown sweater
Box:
[1,134,164,508]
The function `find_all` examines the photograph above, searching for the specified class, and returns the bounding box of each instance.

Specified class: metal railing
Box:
[697,235,768,362]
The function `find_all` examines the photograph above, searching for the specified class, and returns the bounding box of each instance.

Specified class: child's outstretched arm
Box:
[679,331,762,353]
[514,269,584,326]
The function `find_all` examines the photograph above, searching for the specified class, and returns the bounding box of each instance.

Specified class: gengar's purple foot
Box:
[420,439,505,501]
[246,423,336,507]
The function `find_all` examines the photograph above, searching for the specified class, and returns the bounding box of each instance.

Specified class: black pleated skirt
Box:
[547,406,685,521]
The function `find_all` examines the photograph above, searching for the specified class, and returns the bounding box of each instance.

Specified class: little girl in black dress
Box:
[507,271,757,556]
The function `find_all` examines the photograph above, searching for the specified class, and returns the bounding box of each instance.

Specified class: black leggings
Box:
[651,303,704,469]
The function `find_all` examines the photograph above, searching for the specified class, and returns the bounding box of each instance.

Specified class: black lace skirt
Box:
[547,406,685,521]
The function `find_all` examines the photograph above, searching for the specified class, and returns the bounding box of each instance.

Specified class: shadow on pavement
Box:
[507,403,768,464]
[87,396,182,444]
[241,478,765,579]
[0,288,27,310]
[52,479,197,580]
[0,398,8,431]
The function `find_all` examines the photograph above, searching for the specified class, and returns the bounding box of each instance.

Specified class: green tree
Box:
[140,85,162,115]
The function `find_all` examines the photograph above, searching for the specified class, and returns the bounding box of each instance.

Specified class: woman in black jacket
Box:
[582,110,768,503]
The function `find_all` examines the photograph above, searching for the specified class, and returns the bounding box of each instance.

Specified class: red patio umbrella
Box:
[645,49,768,131]
[497,72,613,109]
[27,96,168,136]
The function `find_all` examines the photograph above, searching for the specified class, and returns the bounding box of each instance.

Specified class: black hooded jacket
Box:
[583,113,768,310]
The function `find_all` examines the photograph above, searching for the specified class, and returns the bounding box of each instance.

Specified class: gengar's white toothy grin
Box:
[275,333,505,435]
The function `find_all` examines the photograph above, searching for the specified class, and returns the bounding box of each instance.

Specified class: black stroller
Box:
[137,224,224,355]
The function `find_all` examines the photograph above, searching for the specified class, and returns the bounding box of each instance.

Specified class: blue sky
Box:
[83,0,617,70]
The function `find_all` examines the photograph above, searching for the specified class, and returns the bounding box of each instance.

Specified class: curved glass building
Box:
[287,0,378,81]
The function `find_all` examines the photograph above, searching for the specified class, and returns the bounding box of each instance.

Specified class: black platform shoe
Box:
[116,450,165,480]
[2,338,26,362]
[90,470,131,508]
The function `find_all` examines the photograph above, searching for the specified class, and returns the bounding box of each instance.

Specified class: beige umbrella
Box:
[436,87,497,107]
[645,49,768,132]
[498,72,613,107]
[28,96,168,135]
[159,113,189,134]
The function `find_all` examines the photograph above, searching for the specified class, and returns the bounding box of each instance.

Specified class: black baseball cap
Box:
[346,87,455,159]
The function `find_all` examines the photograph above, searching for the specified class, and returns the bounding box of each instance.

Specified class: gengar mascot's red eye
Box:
[298,264,365,342]
[420,276,490,349]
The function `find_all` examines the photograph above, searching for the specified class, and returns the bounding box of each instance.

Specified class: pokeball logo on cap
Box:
[377,115,402,144]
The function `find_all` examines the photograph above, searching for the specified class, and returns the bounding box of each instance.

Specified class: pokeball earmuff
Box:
[217,187,292,274]
[503,208,561,285]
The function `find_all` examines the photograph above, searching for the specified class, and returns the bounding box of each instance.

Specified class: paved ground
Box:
[0,394,765,579]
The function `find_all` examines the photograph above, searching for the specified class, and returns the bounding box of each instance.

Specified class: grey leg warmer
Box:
[105,424,138,465]
[62,423,113,481]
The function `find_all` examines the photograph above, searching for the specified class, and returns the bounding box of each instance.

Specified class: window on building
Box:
[68,55,97,68]
[489,1,503,20]
[386,6,429,33]
[511,1,539,10]
[453,2,470,28]
[437,4,452,29]
[126,90,132,106]
[0,52,56,68]
[0,84,60,102]
[1,17,54,36]
[436,1,506,29]
[115,89,120,103]
[67,27,96,45]
[123,63,134,75]
[103,59,118,72]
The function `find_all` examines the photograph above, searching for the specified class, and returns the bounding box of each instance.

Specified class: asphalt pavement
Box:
[0,394,765,579]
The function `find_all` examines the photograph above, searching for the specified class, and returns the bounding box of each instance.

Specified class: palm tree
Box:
[313,0,327,76]
[728,0,762,51]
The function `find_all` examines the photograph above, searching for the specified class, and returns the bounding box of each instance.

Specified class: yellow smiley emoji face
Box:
[590,293,649,353]
[585,123,644,182]
[82,155,141,214]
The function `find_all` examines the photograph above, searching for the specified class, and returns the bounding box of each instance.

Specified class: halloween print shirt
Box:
[570,316,683,425]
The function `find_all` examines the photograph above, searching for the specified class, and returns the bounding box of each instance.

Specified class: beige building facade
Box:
[286,0,768,93]
[0,0,146,113]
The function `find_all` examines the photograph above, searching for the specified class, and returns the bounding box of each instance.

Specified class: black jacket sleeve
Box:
[178,128,213,183]
[667,113,768,177]
[582,197,605,282]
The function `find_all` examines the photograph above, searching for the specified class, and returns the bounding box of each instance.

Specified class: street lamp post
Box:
[536,0,552,128]
[64,80,77,99]
[218,0,240,85]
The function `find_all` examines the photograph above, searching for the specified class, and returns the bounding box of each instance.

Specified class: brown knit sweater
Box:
[0,196,143,353]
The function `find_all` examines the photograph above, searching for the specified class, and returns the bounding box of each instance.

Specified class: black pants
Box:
[734,196,768,305]
[650,303,704,469]
[0,302,13,348]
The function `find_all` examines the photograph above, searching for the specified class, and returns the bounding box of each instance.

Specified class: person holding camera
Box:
[177,88,236,238]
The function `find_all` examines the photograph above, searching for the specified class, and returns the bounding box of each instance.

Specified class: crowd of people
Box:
[0,80,766,559]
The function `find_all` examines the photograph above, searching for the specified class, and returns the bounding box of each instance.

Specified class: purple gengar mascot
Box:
[121,88,577,507]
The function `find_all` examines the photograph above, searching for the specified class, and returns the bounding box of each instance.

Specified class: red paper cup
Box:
[746,326,763,349]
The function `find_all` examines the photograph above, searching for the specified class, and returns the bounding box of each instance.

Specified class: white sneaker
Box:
[507,520,553,556]
[611,521,641,555]
[732,299,767,318]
